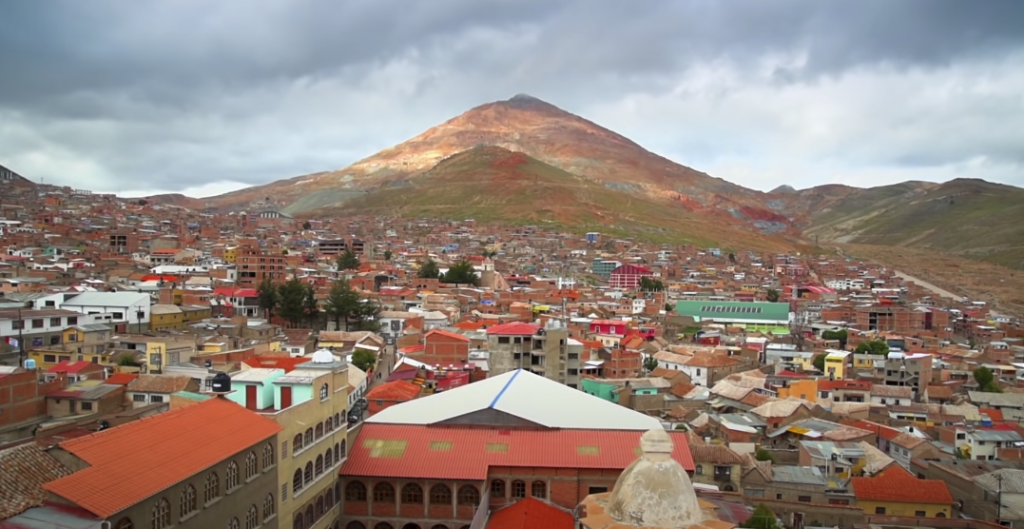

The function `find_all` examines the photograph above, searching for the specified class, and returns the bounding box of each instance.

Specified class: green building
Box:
[591,258,622,277]
[674,300,792,334]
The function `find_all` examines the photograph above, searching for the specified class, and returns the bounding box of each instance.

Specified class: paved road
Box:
[894,271,963,301]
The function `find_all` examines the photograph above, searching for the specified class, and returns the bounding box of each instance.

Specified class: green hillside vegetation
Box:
[310,146,787,250]
[806,179,1024,268]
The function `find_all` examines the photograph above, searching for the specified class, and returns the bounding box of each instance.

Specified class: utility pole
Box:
[17,307,25,366]
[997,473,1003,524]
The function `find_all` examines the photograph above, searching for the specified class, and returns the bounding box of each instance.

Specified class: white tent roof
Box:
[367,369,661,431]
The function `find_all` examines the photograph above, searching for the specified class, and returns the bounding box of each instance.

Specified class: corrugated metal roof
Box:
[340,423,694,480]
[368,369,661,431]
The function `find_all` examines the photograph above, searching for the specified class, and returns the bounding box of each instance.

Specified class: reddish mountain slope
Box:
[202,94,791,234]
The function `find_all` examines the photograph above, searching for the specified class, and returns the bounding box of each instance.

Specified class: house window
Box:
[457,485,480,506]
[531,481,547,499]
[695,465,703,475]
[50,335,61,345]
[346,481,367,501]
[50,317,61,326]
[246,505,258,529]
[875,507,886,514]
[490,480,505,498]
[263,442,275,468]
[133,394,146,402]
[150,395,163,403]
[67,316,78,325]
[12,320,23,330]
[915,511,926,517]
[429,484,451,504]
[204,472,220,503]
[180,484,197,518]
[402,483,423,504]
[588,486,608,494]
[81,402,93,411]
[44,354,56,363]
[264,493,276,520]
[511,480,526,499]
[373,482,395,502]
[152,498,170,529]
[245,452,258,480]
[320,383,329,401]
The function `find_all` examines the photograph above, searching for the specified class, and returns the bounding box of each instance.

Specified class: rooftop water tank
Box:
[24,358,37,370]
[211,372,231,393]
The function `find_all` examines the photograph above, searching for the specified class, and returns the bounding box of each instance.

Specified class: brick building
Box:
[416,329,471,367]
[338,369,693,529]
[0,367,67,442]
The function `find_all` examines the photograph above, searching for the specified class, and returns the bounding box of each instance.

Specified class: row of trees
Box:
[256,276,380,332]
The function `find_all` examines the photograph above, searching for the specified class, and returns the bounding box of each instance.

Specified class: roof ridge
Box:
[60,395,220,448]
[489,369,523,408]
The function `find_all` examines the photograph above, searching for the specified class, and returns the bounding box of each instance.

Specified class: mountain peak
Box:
[499,93,558,111]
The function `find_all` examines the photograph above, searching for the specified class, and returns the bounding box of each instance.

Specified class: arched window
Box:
[304,505,313,527]
[293,513,304,529]
[315,422,324,439]
[226,461,239,490]
[263,493,276,520]
[228,517,239,529]
[304,462,313,484]
[346,481,367,501]
[325,447,334,468]
[430,526,450,529]
[325,416,333,431]
[304,428,313,446]
[246,505,258,529]
[204,472,220,504]
[263,442,275,468]
[325,489,335,510]
[292,469,303,494]
[316,495,325,518]
[374,524,394,529]
[293,433,303,454]
[346,522,367,529]
[373,482,395,503]
[429,484,452,504]
[151,497,170,529]
[489,479,505,498]
[936,513,947,518]
[320,383,329,401]
[402,483,423,504]
[334,412,341,426]
[113,518,133,529]
[179,484,197,517]
[340,440,346,458]
[245,451,258,480]
[531,480,546,499]
[400,525,422,529]
[315,454,324,476]
[511,480,526,499]
[457,485,480,506]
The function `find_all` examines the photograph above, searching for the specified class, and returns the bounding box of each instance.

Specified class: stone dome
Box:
[310,349,336,363]
[605,429,703,528]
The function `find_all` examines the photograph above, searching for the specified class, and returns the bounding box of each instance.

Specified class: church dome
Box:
[310,349,336,363]
[605,429,703,527]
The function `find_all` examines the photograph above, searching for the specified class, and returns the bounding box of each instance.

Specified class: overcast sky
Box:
[1,0,1023,197]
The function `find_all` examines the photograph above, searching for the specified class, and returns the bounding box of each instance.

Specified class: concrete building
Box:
[60,292,152,333]
[485,320,581,388]
[884,351,933,401]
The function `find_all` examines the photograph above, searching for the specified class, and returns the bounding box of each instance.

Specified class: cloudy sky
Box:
[1,0,1023,197]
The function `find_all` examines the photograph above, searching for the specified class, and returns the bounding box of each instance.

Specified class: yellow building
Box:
[852,466,952,517]
[150,304,185,331]
[777,378,818,403]
[227,350,350,529]
[224,245,238,264]
[823,349,851,380]
[30,324,116,369]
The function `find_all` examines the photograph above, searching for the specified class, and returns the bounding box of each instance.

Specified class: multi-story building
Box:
[338,369,694,529]
[1,309,115,363]
[227,350,350,529]
[237,247,287,289]
[883,351,933,401]
[60,291,152,333]
[34,396,282,529]
[485,321,581,388]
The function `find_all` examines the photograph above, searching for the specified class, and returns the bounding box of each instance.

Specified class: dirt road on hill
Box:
[894,271,963,301]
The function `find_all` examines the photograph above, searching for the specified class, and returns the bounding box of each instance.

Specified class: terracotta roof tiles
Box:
[42,397,282,518]
[487,496,574,529]
[851,465,952,505]
[0,443,73,519]
[366,380,422,401]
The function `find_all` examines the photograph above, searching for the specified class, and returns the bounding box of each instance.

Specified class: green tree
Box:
[302,220,312,230]
[973,367,1003,393]
[351,349,377,373]
[336,249,360,271]
[855,340,890,355]
[353,299,382,333]
[754,448,774,463]
[303,283,320,328]
[638,277,665,291]
[728,252,736,263]
[812,353,826,371]
[664,303,674,312]
[441,260,479,285]
[822,329,849,349]
[383,249,393,262]
[643,355,659,374]
[324,279,359,331]
[481,249,498,259]
[766,288,780,302]
[276,277,307,326]
[257,277,279,320]
[742,504,780,529]
[418,258,440,279]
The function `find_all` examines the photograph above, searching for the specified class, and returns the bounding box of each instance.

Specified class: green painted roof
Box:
[675,300,790,322]
[171,391,213,402]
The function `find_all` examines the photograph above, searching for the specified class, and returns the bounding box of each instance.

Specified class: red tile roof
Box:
[851,465,953,505]
[0,443,73,519]
[487,497,574,529]
[366,380,422,402]
[103,373,138,386]
[981,407,1005,422]
[424,328,471,343]
[243,355,309,373]
[43,397,282,518]
[45,360,101,374]
[485,322,541,336]
[340,423,694,480]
